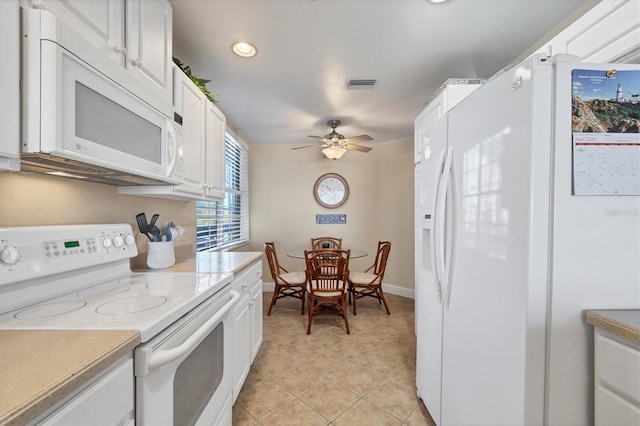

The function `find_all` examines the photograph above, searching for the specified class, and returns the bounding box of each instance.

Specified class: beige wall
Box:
[243,137,415,292]
[0,172,197,267]
[0,137,415,291]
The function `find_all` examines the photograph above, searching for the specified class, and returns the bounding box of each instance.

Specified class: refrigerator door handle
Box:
[437,146,453,308]
[430,150,446,303]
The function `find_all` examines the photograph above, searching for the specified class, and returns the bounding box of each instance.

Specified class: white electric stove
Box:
[0,224,232,342]
[0,224,238,425]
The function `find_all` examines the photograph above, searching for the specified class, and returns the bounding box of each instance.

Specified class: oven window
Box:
[173,322,224,426]
[75,81,162,163]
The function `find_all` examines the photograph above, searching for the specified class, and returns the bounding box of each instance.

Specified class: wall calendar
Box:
[571,68,639,196]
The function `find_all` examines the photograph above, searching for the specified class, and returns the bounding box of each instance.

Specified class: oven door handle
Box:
[147,290,240,371]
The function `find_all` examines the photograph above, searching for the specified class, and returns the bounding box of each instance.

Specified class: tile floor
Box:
[232,291,436,425]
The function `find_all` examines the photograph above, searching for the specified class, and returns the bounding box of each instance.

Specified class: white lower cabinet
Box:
[250,278,263,363]
[232,290,252,403]
[594,329,640,426]
[35,355,134,425]
[231,260,263,403]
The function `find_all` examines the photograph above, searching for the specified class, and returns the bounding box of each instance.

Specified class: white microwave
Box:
[21,9,183,186]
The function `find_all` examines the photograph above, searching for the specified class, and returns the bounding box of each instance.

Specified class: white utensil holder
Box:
[147,241,175,269]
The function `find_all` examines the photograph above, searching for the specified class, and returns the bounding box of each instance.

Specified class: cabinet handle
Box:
[113,45,127,55]
[131,58,142,67]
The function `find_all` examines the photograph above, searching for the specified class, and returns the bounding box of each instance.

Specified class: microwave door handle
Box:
[166,121,178,177]
[146,290,239,372]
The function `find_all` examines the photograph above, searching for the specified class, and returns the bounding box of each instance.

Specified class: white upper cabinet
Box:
[118,68,226,201]
[34,0,126,65]
[173,66,207,195]
[205,102,226,199]
[126,0,172,98]
[32,0,172,103]
[0,0,20,171]
[532,0,640,64]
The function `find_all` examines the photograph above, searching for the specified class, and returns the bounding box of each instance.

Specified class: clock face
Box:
[314,173,349,209]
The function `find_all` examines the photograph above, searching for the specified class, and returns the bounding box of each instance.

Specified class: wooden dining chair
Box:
[310,236,342,249]
[304,248,351,334]
[348,241,391,315]
[264,242,306,315]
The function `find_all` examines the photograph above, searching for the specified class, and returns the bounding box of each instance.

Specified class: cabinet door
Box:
[205,101,226,199]
[0,0,20,171]
[126,0,172,101]
[35,0,125,65]
[173,68,206,195]
[232,292,251,403]
[37,357,134,425]
[249,279,263,363]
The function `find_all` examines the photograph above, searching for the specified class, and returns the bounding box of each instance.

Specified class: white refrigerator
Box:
[415,53,640,425]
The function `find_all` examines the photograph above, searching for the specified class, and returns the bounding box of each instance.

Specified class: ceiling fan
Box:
[292,120,373,159]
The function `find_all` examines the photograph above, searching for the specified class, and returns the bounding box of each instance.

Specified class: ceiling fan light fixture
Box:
[232,41,257,58]
[322,146,347,160]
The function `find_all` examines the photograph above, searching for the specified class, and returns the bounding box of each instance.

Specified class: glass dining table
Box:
[286,249,368,259]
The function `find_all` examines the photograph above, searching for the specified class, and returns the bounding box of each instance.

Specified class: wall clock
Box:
[313,173,349,209]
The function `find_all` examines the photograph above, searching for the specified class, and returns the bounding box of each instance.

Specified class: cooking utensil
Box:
[136,213,152,241]
[149,213,159,228]
[148,225,161,242]
[162,221,174,242]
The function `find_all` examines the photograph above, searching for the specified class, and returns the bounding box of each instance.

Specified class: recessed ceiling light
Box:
[232,42,257,58]
[429,0,448,3]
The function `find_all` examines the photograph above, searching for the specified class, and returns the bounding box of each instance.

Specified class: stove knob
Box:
[124,234,135,246]
[113,236,124,248]
[0,247,20,265]
[102,238,112,249]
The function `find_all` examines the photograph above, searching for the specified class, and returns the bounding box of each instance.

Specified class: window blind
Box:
[196,130,249,251]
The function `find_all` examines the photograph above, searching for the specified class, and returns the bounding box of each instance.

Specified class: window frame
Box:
[196,128,249,252]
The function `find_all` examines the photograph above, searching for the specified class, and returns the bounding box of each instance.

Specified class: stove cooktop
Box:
[0,271,233,342]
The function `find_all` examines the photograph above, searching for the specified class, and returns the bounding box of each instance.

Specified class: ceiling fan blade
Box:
[344,134,373,143]
[292,144,323,150]
[345,144,373,153]
[307,135,327,140]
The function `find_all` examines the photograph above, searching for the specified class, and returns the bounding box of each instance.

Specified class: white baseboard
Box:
[262,281,414,299]
[262,282,275,292]
[382,283,414,299]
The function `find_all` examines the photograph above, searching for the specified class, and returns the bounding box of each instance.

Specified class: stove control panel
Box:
[0,224,138,287]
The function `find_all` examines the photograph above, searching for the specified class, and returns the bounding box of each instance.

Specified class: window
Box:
[196,130,249,251]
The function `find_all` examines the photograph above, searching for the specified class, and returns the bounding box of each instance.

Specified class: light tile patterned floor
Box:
[232,291,436,426]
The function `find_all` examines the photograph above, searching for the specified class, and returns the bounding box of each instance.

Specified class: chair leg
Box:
[267,284,280,316]
[342,295,350,334]
[300,287,305,315]
[306,296,313,335]
[352,288,358,315]
[377,287,391,315]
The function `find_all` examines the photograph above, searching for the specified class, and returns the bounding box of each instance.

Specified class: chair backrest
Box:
[371,241,391,278]
[264,242,285,281]
[304,249,350,292]
[310,236,342,249]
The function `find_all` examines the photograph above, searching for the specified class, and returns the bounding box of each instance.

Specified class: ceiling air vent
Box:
[347,78,378,89]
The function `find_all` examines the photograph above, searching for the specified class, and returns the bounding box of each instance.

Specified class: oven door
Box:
[135,287,239,426]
